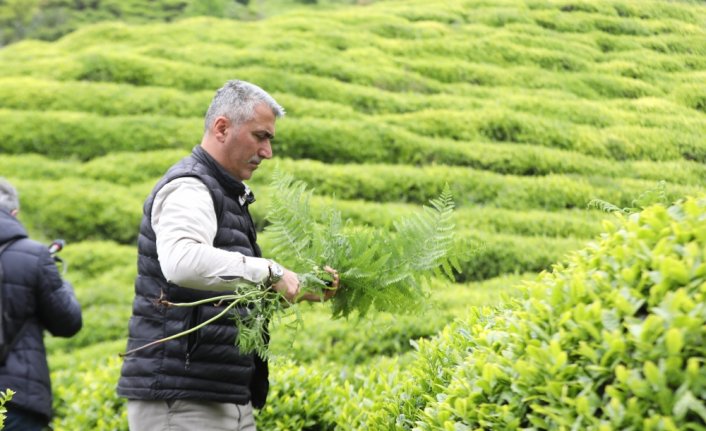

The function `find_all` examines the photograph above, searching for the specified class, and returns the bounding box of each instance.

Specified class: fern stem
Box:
[120,299,240,357]
[160,294,238,307]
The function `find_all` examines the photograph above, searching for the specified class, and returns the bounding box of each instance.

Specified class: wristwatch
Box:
[267,261,284,286]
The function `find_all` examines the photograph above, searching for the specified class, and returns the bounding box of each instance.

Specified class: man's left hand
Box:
[298,265,339,303]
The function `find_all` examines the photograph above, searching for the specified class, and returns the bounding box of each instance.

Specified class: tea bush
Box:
[372,195,706,430]
[52,355,127,431]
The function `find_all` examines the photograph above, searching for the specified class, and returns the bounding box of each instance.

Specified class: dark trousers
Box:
[4,405,48,431]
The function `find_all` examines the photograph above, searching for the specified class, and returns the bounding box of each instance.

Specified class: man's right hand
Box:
[271,269,300,302]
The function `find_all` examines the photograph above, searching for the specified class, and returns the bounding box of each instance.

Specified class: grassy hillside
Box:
[0,0,360,46]
[0,0,704,429]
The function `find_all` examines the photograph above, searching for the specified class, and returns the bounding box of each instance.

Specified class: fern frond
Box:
[264,171,317,263]
[588,198,630,214]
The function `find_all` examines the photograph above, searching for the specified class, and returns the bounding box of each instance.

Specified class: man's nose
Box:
[259,140,273,159]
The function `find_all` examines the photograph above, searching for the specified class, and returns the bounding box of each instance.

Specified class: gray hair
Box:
[204,80,285,132]
[0,177,19,213]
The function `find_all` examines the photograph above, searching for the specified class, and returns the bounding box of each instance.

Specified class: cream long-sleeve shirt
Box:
[152,177,271,291]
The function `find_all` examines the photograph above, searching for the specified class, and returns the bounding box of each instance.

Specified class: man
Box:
[117,80,338,431]
[0,178,83,431]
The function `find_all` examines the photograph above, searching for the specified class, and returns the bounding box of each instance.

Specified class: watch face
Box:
[270,262,284,284]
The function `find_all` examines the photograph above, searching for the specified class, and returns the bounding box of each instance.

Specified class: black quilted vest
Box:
[117,146,269,407]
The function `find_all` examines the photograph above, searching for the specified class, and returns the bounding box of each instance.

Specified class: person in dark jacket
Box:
[117,80,338,431]
[0,178,83,431]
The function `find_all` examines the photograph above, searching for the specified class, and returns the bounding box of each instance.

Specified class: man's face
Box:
[222,103,276,181]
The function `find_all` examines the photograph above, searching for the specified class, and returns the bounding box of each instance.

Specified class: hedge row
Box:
[0,121,706,185]
[139,40,445,94]
[379,108,706,163]
[3,74,702,133]
[20,8,698,83]
[0,77,368,123]
[530,5,703,36]
[0,0,701,110]
[4,101,704,174]
[453,230,583,281]
[0,51,680,118]
[0,77,211,117]
[7,148,702,212]
[256,159,702,210]
[12,178,144,244]
[250,191,607,239]
[0,53,475,114]
[0,151,185,186]
[7,164,697,246]
[1,46,701,120]
[376,34,699,79]
[0,110,200,160]
[369,194,706,430]
[9,175,602,248]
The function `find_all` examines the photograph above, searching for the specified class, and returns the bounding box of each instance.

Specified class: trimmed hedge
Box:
[4,135,705,190]
[7,172,604,248]
[0,77,211,117]
[250,192,606,239]
[0,110,200,160]
[255,159,702,210]
[0,151,186,185]
[380,108,706,163]
[13,178,144,244]
[5,160,698,247]
[0,77,366,122]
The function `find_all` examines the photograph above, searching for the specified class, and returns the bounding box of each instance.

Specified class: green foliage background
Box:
[0,0,704,429]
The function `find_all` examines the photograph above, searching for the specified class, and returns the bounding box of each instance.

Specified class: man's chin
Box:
[240,169,255,180]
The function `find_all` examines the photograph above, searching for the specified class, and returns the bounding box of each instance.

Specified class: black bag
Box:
[0,239,25,365]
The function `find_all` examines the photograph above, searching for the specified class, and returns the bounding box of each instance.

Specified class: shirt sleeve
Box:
[152,177,271,291]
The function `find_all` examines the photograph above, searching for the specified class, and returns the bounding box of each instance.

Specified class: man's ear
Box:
[10,209,18,217]
[212,116,230,142]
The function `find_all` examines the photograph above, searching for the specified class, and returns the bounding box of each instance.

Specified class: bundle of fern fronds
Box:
[265,171,461,320]
[122,172,461,359]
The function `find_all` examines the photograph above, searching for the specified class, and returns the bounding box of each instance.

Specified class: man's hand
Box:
[271,269,301,303]
[298,265,340,303]
[271,266,340,303]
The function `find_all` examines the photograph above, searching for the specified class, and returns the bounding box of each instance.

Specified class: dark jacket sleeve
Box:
[35,248,82,337]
